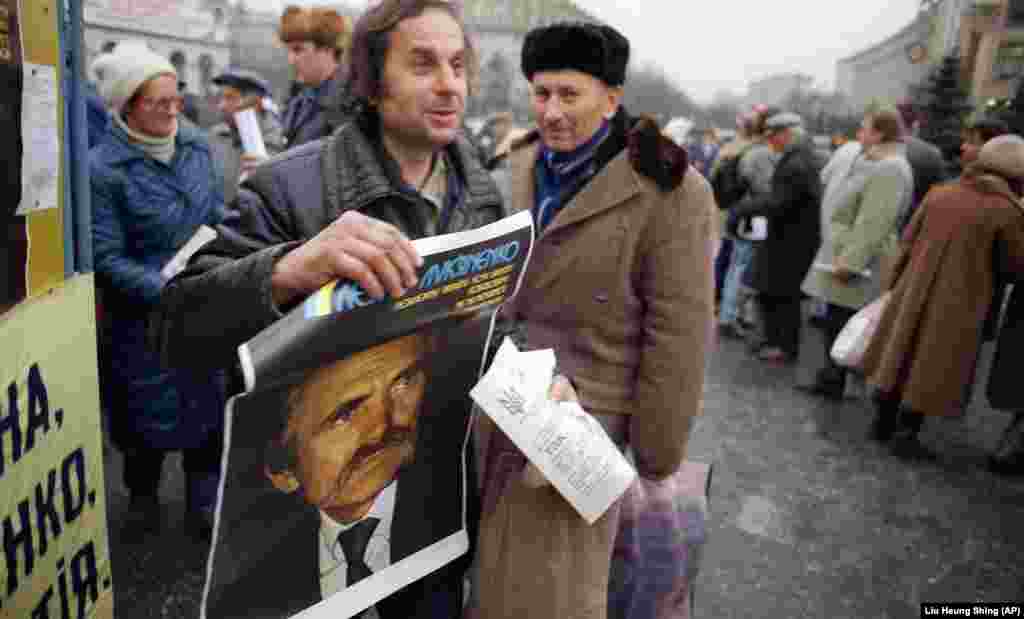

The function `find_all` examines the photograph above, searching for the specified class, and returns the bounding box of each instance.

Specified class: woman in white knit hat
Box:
[90,45,228,542]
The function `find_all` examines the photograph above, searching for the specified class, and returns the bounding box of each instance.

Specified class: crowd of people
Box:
[81,0,1024,616]
[704,99,1024,474]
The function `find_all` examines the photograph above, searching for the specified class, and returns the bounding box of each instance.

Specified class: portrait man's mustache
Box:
[264,331,434,524]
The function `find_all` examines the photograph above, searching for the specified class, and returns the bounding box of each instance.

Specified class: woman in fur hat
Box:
[90,46,228,541]
[860,135,1024,450]
[474,21,715,619]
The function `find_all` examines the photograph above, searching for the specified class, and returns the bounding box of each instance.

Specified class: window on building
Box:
[993,40,1024,80]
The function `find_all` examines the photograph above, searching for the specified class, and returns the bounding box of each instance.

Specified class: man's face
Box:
[530,69,620,153]
[283,333,429,524]
[376,8,468,155]
[962,129,984,164]
[216,86,245,126]
[286,40,335,87]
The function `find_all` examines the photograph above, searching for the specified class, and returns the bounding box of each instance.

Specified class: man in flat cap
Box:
[474,20,715,619]
[278,5,356,148]
[209,67,285,203]
[729,111,824,364]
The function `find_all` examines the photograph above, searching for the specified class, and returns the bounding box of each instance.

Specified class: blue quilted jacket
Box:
[91,120,227,450]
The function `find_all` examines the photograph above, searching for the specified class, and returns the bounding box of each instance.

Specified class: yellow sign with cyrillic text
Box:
[0,274,113,618]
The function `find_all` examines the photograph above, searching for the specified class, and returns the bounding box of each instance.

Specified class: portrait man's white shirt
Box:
[319,481,397,599]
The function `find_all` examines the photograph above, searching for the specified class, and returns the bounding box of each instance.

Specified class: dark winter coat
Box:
[733,136,824,296]
[280,70,357,150]
[90,121,228,450]
[988,284,1024,411]
[151,113,505,376]
[896,135,949,234]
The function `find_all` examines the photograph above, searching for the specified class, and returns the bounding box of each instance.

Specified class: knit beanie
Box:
[93,44,177,115]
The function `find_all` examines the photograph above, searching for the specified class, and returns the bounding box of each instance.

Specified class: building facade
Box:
[835,15,934,110]
[745,73,814,107]
[836,0,1024,111]
[958,0,1024,103]
[82,0,232,96]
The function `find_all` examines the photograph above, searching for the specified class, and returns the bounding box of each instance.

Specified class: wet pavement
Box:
[103,316,1024,617]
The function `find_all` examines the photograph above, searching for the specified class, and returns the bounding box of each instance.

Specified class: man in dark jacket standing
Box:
[151,1,503,616]
[278,5,357,149]
[730,112,823,363]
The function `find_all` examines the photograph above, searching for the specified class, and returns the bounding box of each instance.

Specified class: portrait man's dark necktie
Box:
[337,517,381,587]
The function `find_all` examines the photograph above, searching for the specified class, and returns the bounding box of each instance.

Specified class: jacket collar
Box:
[509,112,646,239]
[963,169,1024,214]
[101,118,205,166]
[321,114,501,220]
[866,141,906,162]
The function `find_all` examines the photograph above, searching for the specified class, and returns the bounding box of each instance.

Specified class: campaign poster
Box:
[202,213,534,619]
[0,274,114,618]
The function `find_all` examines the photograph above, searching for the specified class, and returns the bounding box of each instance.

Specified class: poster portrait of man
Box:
[203,317,488,619]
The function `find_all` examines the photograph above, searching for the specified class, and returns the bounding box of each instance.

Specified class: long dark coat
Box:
[733,137,823,296]
[862,174,1024,417]
[988,284,1024,411]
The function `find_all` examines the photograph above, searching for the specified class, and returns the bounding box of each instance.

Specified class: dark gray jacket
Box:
[280,70,358,149]
[151,116,505,375]
[897,135,949,233]
[733,137,824,295]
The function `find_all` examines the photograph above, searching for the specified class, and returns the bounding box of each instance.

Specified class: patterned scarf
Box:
[533,120,611,231]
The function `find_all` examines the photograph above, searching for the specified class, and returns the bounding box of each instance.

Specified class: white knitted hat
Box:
[93,43,176,115]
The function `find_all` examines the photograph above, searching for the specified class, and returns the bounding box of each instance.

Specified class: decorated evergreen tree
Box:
[913,51,974,162]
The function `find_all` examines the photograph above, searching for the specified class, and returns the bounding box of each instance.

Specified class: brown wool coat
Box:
[501,136,716,478]
[861,175,1024,417]
[474,121,716,619]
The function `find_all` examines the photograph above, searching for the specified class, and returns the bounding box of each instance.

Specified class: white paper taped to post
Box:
[470,338,637,524]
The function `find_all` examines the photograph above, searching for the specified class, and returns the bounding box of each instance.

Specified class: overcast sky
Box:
[253,0,921,103]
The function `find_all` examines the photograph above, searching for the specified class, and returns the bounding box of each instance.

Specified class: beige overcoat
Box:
[861,174,1024,416]
[474,120,716,619]
[802,142,913,310]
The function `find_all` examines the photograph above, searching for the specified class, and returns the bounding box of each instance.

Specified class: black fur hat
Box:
[521,22,630,86]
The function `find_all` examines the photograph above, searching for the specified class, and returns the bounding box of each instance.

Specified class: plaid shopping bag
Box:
[608,460,712,619]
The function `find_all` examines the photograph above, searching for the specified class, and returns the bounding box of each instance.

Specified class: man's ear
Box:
[265,465,301,494]
[605,86,624,120]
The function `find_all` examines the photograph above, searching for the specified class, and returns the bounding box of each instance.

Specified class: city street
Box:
[103,317,1024,618]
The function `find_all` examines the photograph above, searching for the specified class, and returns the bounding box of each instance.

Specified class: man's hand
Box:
[521,375,579,489]
[270,210,422,308]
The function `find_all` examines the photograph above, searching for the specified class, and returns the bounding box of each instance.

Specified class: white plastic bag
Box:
[830,292,890,370]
